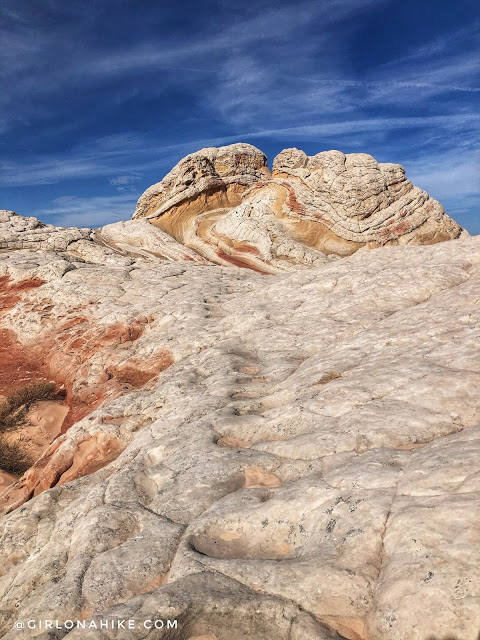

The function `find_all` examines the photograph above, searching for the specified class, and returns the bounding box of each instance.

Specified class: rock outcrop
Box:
[0,145,478,640]
[132,144,463,272]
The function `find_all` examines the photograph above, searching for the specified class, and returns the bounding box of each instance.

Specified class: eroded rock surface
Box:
[0,184,478,640]
[132,144,463,272]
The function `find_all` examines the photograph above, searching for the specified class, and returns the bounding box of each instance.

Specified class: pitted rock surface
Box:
[0,195,478,640]
[131,144,463,273]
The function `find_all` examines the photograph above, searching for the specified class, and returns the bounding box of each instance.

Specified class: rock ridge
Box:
[0,145,478,640]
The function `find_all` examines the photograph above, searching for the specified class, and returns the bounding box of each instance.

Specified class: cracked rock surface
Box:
[0,189,478,640]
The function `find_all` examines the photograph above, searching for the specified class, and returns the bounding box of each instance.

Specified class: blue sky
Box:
[1,0,479,233]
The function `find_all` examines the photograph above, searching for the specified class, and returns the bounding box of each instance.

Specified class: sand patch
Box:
[0,469,16,491]
[11,400,69,459]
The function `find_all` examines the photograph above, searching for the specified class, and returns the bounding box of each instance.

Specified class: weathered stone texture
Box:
[0,170,477,640]
[131,144,463,273]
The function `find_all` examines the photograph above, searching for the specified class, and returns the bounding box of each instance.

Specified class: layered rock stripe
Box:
[0,144,478,640]
[132,143,463,273]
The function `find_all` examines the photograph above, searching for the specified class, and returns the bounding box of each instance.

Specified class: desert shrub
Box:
[0,381,60,474]
[4,381,56,413]
[0,436,32,475]
[0,381,56,432]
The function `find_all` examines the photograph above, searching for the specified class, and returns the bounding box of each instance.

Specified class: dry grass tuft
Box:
[0,381,57,475]
[0,382,56,432]
[0,437,32,475]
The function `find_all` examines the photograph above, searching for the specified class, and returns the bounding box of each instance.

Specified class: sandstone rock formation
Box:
[132,144,463,273]
[0,150,478,640]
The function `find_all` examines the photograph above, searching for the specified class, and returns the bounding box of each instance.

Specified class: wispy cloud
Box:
[405,148,480,233]
[244,114,480,141]
[36,193,138,228]
[86,0,385,78]
[406,149,480,201]
[109,175,141,192]
[0,1,478,233]
[1,0,389,130]
[2,2,477,135]
[304,78,480,94]
[2,114,478,187]
[0,133,158,186]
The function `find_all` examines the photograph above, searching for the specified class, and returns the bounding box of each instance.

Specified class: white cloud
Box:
[240,114,480,149]
[405,149,480,201]
[87,0,385,77]
[0,0,390,131]
[1,113,478,187]
[109,174,141,191]
[36,193,138,228]
[110,175,139,185]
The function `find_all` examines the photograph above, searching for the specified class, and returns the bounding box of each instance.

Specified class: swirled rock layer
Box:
[132,144,463,272]
[0,189,477,640]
